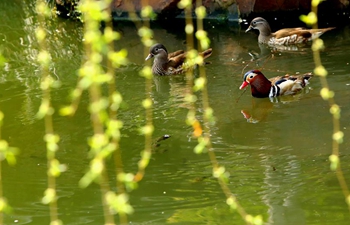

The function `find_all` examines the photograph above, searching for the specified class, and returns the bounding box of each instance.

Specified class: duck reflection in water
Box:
[240,94,312,123]
[241,98,274,123]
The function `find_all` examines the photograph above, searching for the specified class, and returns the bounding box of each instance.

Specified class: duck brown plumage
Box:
[246,17,335,45]
[145,43,212,75]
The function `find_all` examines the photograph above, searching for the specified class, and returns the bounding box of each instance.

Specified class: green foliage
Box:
[36,2,65,225]
[42,188,57,204]
[300,12,317,25]
[178,0,191,9]
[106,192,134,215]
[330,104,341,119]
[0,197,12,214]
[0,54,17,225]
[0,140,18,166]
[0,53,6,67]
[28,0,349,224]
[302,0,350,210]
[138,26,154,47]
[118,173,138,191]
[141,6,156,20]
[194,137,208,154]
[195,6,206,19]
[139,66,153,79]
[193,77,206,91]
[245,215,263,225]
[329,154,339,171]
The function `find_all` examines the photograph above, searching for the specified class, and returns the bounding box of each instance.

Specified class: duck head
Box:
[145,43,168,61]
[245,17,272,35]
[240,70,272,98]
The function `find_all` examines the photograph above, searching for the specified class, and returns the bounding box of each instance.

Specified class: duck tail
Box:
[168,50,185,58]
[200,48,213,59]
[302,72,313,85]
[322,27,336,32]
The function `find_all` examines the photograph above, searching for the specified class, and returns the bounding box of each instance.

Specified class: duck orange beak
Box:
[145,53,153,61]
[239,81,249,89]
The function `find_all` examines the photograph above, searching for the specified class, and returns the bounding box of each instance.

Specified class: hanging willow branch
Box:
[178,0,263,224]
[36,0,65,225]
[300,0,350,212]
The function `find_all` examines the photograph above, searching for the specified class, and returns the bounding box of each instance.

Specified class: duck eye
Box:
[249,75,254,79]
[252,21,256,25]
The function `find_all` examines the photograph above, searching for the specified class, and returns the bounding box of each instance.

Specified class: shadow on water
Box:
[1,1,350,224]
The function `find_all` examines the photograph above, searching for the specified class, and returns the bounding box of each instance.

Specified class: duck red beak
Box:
[239,81,249,89]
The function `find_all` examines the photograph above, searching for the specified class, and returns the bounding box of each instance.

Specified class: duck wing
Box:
[270,73,312,95]
[273,27,335,42]
[273,28,314,40]
[167,52,186,69]
[168,50,185,58]
[269,75,284,85]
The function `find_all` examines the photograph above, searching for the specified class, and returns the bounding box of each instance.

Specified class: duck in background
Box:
[145,43,212,75]
[239,70,313,98]
[245,17,335,46]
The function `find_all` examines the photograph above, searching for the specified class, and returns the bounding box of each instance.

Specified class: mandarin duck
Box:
[145,43,212,75]
[239,70,312,98]
[246,17,335,45]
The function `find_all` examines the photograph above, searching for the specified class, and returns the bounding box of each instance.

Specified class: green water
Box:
[1,1,350,224]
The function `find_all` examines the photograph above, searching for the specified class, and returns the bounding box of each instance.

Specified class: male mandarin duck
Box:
[245,17,335,45]
[145,43,212,75]
[239,70,313,98]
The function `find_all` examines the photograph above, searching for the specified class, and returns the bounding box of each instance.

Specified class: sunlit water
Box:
[1,1,350,224]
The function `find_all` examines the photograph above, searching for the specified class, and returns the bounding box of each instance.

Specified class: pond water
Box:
[1,1,350,224]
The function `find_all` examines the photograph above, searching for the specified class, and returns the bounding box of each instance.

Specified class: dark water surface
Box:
[1,1,350,224]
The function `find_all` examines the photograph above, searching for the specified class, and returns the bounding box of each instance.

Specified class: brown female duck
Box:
[145,43,212,75]
[246,17,335,45]
[239,70,313,98]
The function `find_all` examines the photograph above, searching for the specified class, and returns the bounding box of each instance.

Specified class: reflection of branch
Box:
[235,88,246,103]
